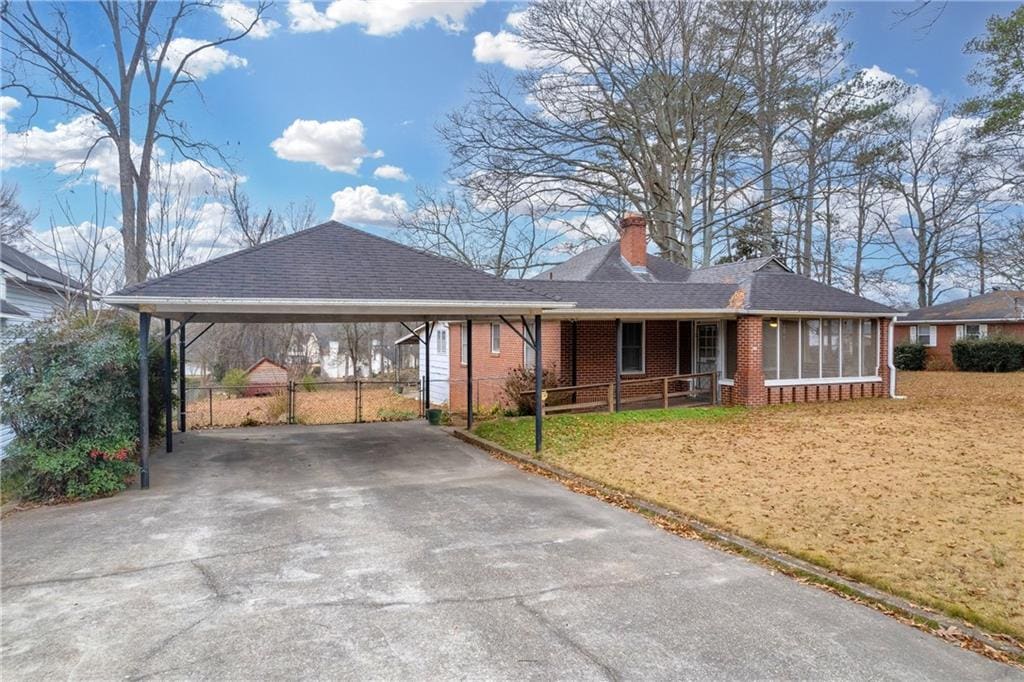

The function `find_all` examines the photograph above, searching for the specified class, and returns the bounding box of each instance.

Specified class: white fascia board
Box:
[895,317,1017,324]
[1,263,29,281]
[748,310,902,318]
[103,296,572,316]
[544,309,740,320]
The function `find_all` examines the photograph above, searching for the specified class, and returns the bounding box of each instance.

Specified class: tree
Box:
[227,179,316,248]
[0,182,36,243]
[2,1,268,284]
[963,5,1024,137]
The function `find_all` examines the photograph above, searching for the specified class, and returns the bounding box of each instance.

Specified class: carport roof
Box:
[105,221,570,321]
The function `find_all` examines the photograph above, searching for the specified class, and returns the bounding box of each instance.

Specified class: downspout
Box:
[889,316,905,399]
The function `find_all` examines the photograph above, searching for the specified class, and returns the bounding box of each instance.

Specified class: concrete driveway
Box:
[1,423,1018,680]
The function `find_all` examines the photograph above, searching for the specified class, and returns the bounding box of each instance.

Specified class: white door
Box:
[694,322,719,391]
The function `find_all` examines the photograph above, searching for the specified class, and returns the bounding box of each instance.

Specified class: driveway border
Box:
[451,427,1024,667]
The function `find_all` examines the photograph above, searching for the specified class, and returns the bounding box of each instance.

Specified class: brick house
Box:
[894,290,1024,367]
[442,215,899,410]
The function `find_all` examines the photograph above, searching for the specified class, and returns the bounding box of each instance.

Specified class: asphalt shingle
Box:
[901,289,1024,322]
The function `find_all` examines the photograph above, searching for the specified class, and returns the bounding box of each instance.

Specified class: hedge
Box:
[950,336,1024,372]
[1,313,165,501]
[894,342,927,371]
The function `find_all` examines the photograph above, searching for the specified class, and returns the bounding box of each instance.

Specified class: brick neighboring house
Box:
[894,289,1024,366]
[444,215,898,409]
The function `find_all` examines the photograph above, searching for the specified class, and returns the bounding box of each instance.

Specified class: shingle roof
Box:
[745,272,896,315]
[112,221,560,304]
[1,243,85,290]
[684,256,790,283]
[520,280,738,311]
[534,243,691,283]
[900,289,1024,322]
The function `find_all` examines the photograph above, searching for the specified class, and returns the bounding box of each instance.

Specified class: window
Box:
[861,320,878,376]
[620,321,644,374]
[523,324,536,368]
[762,319,778,379]
[435,327,447,354]
[490,322,501,354]
[801,319,820,379]
[461,323,469,365]
[964,324,987,340]
[763,317,882,382]
[911,324,936,347]
[779,319,800,379]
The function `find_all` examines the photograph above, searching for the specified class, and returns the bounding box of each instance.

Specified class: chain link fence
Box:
[183,379,421,429]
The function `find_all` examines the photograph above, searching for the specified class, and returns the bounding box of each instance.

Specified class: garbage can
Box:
[426,408,443,425]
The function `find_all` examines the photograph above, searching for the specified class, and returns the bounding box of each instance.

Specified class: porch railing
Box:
[522,372,718,416]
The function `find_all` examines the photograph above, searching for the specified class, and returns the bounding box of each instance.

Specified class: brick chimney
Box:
[619,213,648,270]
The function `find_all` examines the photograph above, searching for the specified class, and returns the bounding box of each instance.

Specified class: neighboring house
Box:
[446,214,898,409]
[396,322,450,406]
[286,331,322,371]
[894,289,1024,365]
[242,357,289,396]
[2,244,90,456]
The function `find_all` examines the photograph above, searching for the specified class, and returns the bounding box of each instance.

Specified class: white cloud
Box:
[0,114,121,186]
[904,67,919,77]
[218,0,280,39]
[330,185,407,225]
[473,11,547,70]
[156,37,247,79]
[287,0,483,36]
[271,118,382,173]
[373,164,409,181]
[0,95,20,121]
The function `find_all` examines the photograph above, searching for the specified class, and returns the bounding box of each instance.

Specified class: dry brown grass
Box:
[185,384,420,428]
[517,372,1024,640]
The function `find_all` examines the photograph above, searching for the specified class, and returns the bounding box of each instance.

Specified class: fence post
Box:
[663,377,669,408]
[607,383,614,413]
[711,372,718,405]
[208,387,213,427]
[355,380,362,423]
[288,381,295,424]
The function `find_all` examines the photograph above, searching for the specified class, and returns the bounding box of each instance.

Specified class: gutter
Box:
[889,315,904,400]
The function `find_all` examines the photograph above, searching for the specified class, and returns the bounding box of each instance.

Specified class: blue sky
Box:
[0,1,1010,246]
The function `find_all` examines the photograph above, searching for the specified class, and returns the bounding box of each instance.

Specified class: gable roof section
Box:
[1,243,86,291]
[899,289,1024,323]
[684,256,790,283]
[745,272,895,315]
[244,357,288,375]
[534,243,691,282]
[521,280,738,314]
[107,222,568,321]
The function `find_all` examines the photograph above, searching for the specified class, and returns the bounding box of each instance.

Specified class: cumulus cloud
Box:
[373,164,409,181]
[271,118,382,173]
[287,0,483,36]
[218,0,280,39]
[0,95,20,121]
[330,185,408,225]
[472,11,545,70]
[156,37,248,79]
[1,114,121,186]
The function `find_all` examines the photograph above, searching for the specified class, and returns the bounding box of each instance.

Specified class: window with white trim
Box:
[964,324,987,339]
[620,321,644,374]
[523,324,535,368]
[490,322,501,354]
[910,324,936,347]
[763,318,881,382]
[435,327,447,354]
[461,323,469,365]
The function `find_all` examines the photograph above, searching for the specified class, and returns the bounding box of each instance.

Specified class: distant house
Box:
[243,357,289,396]
[396,323,450,406]
[2,244,93,456]
[894,289,1024,365]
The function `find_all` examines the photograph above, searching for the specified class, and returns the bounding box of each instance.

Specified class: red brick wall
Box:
[894,322,1024,366]
[729,316,766,407]
[448,320,560,410]
[619,214,647,269]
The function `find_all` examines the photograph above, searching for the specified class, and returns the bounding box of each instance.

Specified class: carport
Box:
[105,221,573,488]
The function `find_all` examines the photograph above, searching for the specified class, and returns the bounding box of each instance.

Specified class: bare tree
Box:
[227,180,315,248]
[0,182,37,243]
[147,157,228,276]
[2,1,268,284]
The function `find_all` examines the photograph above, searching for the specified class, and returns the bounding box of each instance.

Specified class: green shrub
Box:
[894,342,927,371]
[950,335,1024,372]
[0,314,163,501]
[501,366,565,416]
[377,408,417,422]
[221,368,249,397]
[301,374,318,392]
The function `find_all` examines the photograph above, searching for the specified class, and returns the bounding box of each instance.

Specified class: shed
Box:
[243,357,289,396]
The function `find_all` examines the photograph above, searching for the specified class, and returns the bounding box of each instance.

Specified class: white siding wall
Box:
[419,322,450,405]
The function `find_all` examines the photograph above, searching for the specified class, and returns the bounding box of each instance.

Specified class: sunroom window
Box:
[763,318,880,382]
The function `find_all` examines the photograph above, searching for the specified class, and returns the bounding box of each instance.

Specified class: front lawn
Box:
[475,372,1024,642]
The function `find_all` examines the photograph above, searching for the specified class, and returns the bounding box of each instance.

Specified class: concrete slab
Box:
[1,423,1019,680]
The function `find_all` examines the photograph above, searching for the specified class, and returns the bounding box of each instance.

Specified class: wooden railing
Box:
[522,372,717,416]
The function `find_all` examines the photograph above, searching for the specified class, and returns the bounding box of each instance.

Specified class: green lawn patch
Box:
[474,406,738,458]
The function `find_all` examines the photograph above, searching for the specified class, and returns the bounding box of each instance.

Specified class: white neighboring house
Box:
[1,244,90,456]
[396,322,449,406]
